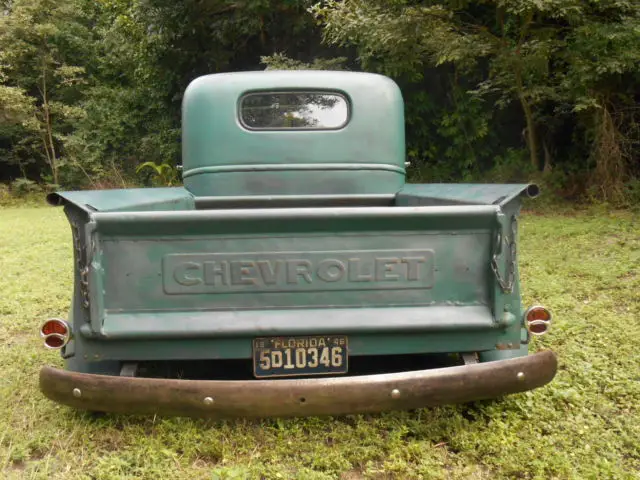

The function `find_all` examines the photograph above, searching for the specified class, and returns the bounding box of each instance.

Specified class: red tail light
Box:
[524,306,552,336]
[40,318,71,349]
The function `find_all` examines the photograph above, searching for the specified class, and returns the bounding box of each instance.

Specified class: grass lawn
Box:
[0,204,638,479]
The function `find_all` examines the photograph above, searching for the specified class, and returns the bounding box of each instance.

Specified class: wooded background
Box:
[1,0,638,205]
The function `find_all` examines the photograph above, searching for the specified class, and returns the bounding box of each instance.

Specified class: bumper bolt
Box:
[203,396,214,406]
[72,388,82,398]
[391,389,401,399]
[517,372,525,381]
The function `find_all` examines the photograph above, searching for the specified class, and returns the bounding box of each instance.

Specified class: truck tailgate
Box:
[83,206,502,339]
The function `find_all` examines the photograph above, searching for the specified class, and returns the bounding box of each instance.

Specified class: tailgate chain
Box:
[71,220,91,309]
[491,215,517,293]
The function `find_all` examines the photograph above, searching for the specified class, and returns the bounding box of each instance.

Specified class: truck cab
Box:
[39,70,556,418]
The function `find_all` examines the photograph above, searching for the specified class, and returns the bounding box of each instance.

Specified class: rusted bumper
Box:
[40,351,557,418]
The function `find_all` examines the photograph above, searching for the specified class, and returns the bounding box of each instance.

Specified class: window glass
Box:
[240,92,349,130]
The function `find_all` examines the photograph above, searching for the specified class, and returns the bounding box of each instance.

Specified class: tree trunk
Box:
[514,69,538,170]
[40,59,58,185]
[543,138,553,173]
[518,94,538,170]
[513,13,539,171]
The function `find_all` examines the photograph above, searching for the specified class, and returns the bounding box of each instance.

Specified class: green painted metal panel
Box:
[98,306,496,339]
[95,228,491,314]
[67,329,518,366]
[89,205,501,236]
[397,183,539,207]
[181,71,406,196]
[47,187,194,212]
[70,205,513,354]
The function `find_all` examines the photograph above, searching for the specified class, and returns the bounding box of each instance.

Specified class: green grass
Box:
[1,205,638,480]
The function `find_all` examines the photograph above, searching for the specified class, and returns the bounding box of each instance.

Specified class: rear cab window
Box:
[239,91,350,130]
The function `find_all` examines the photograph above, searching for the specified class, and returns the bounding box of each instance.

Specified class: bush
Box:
[10,178,42,196]
[0,180,47,207]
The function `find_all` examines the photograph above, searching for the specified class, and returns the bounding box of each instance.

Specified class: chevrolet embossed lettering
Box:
[162,249,435,294]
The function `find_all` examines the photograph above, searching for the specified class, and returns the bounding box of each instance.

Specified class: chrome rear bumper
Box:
[40,350,557,418]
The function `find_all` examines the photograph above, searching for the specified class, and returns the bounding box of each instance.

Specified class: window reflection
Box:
[240,92,349,130]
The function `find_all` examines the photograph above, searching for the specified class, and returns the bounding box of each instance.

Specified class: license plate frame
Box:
[252,335,349,378]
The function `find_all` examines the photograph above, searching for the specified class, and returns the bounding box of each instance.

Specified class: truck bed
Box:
[48,184,535,364]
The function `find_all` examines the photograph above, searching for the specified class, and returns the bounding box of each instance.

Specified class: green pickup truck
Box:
[39,70,556,418]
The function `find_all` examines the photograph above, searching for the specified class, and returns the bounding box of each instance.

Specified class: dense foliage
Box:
[1,0,638,204]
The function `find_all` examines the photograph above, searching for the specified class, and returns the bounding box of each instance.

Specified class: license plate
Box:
[252,335,348,378]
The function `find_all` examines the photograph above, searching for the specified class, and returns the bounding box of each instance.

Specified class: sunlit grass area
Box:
[1,205,638,479]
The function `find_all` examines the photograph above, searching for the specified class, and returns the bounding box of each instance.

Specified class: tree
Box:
[311,0,640,199]
[1,0,637,204]
[559,10,640,201]
[62,0,336,188]
[0,0,92,185]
